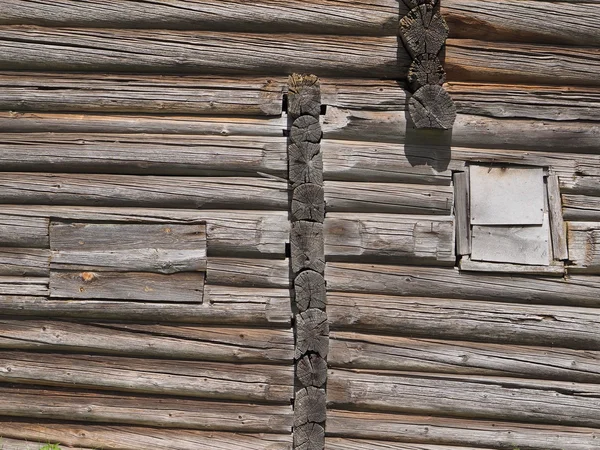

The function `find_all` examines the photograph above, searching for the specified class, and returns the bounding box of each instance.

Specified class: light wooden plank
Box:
[563,194,600,221]
[567,222,600,273]
[460,257,564,276]
[548,174,569,260]
[453,171,470,255]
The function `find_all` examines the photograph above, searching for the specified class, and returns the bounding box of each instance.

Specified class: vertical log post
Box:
[288,74,327,450]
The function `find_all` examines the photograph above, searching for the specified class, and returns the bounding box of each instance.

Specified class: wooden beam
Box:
[206,258,290,288]
[326,439,495,450]
[567,222,600,273]
[0,249,49,276]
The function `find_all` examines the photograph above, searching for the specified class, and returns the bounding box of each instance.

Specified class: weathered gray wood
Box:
[328,409,600,450]
[446,39,600,86]
[328,292,600,348]
[0,287,291,326]
[567,222,600,273]
[0,73,284,115]
[0,133,287,176]
[0,320,294,363]
[320,79,408,112]
[547,174,569,260]
[563,195,600,221]
[326,262,600,307]
[0,277,48,296]
[328,369,600,427]
[206,258,290,288]
[325,213,454,265]
[329,331,600,383]
[294,387,326,427]
[0,248,49,276]
[0,0,401,35]
[400,5,449,57]
[442,0,600,46]
[291,116,322,145]
[297,354,328,388]
[325,182,453,215]
[49,271,204,302]
[0,351,293,403]
[0,385,292,433]
[326,439,493,450]
[294,422,325,450]
[0,214,48,248]
[0,423,293,450]
[294,270,327,312]
[0,438,91,450]
[0,173,288,210]
[296,309,329,358]
[453,172,470,255]
[292,184,325,223]
[289,142,323,188]
[288,74,321,118]
[291,222,325,275]
[409,85,457,129]
[559,175,600,196]
[407,53,446,91]
[0,27,408,78]
[459,257,564,276]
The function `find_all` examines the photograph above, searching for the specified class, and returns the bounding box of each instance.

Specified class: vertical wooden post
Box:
[288,74,327,450]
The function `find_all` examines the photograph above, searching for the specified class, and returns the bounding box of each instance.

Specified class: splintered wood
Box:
[288,74,327,450]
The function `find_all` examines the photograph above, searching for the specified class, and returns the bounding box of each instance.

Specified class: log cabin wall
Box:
[0,1,598,449]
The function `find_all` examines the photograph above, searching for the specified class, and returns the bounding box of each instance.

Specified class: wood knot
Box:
[80,272,96,283]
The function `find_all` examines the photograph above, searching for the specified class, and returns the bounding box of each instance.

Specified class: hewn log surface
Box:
[442,0,600,46]
[0,0,402,35]
[329,331,600,383]
[327,410,600,450]
[567,222,600,273]
[0,27,408,77]
[560,175,600,196]
[0,351,293,403]
[563,195,600,221]
[445,39,600,86]
[326,440,494,450]
[206,258,290,288]
[0,248,49,276]
[324,213,454,265]
[0,320,294,362]
[0,289,291,326]
[0,277,48,296]
[0,134,287,176]
[324,182,453,215]
[0,385,293,433]
[328,369,600,427]
[0,422,292,450]
[326,263,600,307]
[0,73,284,115]
[328,292,600,348]
[0,173,288,209]
[0,214,49,248]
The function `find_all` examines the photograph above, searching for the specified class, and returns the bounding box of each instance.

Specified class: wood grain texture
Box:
[296,309,329,358]
[459,258,565,276]
[0,27,408,77]
[291,222,325,275]
[294,422,324,450]
[326,262,600,307]
[408,85,456,129]
[294,387,326,427]
[407,53,446,91]
[547,175,569,260]
[0,214,48,248]
[560,175,600,196]
[0,72,284,115]
[294,270,327,312]
[399,5,449,57]
[0,248,49,276]
[446,39,600,86]
[567,222,600,273]
[328,369,600,427]
[0,422,292,450]
[453,172,470,255]
[0,277,48,296]
[563,195,600,221]
[288,74,321,118]
[0,320,294,363]
[206,258,290,288]
[442,0,600,46]
[0,173,288,209]
[292,183,325,223]
[329,331,600,383]
[326,439,494,450]
[327,410,600,450]
[289,142,323,188]
[297,353,328,388]
[324,213,454,265]
[0,385,293,433]
[0,134,287,177]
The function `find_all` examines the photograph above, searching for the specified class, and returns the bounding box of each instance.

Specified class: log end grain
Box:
[409,85,457,129]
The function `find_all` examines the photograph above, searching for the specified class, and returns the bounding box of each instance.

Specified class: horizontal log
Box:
[562,194,600,221]
[0,422,292,450]
[325,213,454,265]
[567,222,600,273]
[446,39,600,86]
[324,182,453,214]
[329,331,600,383]
[327,409,600,450]
[560,175,600,196]
[320,78,407,111]
[0,286,292,326]
[0,72,284,115]
[0,173,288,209]
[0,385,293,433]
[326,439,492,450]
[0,27,407,78]
[328,369,600,427]
[0,0,402,35]
[206,258,290,288]
[0,320,294,362]
[0,277,47,296]
[442,0,600,46]
[0,207,289,257]
[0,133,287,176]
[0,248,49,276]
[326,262,600,307]
[0,438,94,450]
[328,292,600,348]
[0,351,293,403]
[458,258,565,276]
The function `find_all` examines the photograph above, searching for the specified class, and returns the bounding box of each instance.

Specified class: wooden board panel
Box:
[0,351,293,403]
[329,331,600,383]
[0,277,48,296]
[328,369,600,427]
[206,258,290,288]
[0,27,408,78]
[0,320,294,363]
[0,248,49,276]
[459,257,564,276]
[328,292,600,348]
[327,410,600,450]
[567,222,600,273]
[0,133,287,176]
[326,262,600,307]
[0,385,293,433]
[324,213,454,265]
[0,73,284,115]
[0,173,288,210]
